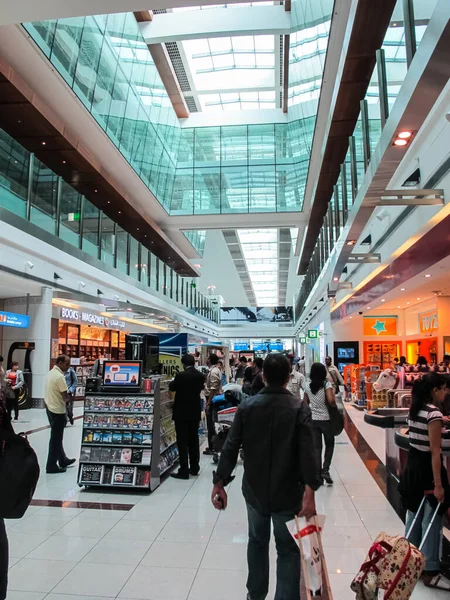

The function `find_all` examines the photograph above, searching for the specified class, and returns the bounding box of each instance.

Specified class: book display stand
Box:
[77,378,178,491]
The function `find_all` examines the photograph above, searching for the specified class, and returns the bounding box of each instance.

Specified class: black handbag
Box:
[326,397,344,437]
[0,430,40,518]
[4,385,15,400]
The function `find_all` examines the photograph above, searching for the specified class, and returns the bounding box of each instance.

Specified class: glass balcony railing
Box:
[0,126,219,324]
[294,0,438,323]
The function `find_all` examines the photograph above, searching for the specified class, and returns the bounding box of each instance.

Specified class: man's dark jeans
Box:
[206,405,215,450]
[246,503,300,600]
[46,409,68,470]
[175,419,200,475]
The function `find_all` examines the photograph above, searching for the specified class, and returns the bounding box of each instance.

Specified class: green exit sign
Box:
[299,337,306,344]
[308,330,318,339]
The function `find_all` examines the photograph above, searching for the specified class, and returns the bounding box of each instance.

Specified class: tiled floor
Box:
[5,408,436,599]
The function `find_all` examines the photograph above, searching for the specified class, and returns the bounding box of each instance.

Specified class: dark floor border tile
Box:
[344,410,405,521]
[30,499,134,510]
[22,414,83,436]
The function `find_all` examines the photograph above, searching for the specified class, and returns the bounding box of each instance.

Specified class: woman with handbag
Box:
[399,373,450,590]
[304,362,336,486]
[4,362,24,422]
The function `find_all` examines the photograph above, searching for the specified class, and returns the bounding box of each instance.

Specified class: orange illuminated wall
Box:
[363,316,398,336]
[406,338,438,364]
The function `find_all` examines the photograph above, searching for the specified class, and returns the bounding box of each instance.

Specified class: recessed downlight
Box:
[394,139,408,147]
[398,131,412,139]
[381,299,386,302]
[400,288,405,291]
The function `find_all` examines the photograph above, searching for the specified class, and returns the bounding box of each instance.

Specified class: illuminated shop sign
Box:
[0,310,30,329]
[59,307,125,329]
[419,310,438,334]
[308,330,318,339]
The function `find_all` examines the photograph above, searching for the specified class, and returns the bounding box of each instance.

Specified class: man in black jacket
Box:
[211,353,318,600]
[169,354,205,480]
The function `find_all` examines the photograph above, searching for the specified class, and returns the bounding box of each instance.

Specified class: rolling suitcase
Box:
[351,495,441,599]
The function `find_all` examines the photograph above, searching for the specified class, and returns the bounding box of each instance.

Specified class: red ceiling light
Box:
[398,131,412,139]
[394,138,408,147]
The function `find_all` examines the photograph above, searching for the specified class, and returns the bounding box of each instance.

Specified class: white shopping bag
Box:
[287,514,332,599]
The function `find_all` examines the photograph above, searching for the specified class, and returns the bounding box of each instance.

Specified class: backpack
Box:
[0,429,40,519]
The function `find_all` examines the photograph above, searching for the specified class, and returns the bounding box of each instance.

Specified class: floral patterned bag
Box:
[351,497,440,599]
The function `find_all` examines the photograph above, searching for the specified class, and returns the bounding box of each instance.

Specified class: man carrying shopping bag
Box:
[211,353,320,600]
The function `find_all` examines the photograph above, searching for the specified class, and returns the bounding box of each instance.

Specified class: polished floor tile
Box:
[82,537,152,566]
[5,408,437,600]
[141,541,207,569]
[52,562,135,597]
[119,565,197,599]
[187,568,248,600]
[27,535,99,562]
[8,558,77,593]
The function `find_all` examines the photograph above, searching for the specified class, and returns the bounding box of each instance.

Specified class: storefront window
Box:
[129,236,139,280]
[116,226,128,274]
[150,253,158,289]
[101,215,115,266]
[0,129,29,217]
[30,158,58,234]
[82,199,99,257]
[60,181,81,247]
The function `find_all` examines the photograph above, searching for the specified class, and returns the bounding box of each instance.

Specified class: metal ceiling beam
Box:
[365,189,444,206]
[134,12,189,119]
[139,6,291,44]
[346,254,381,264]
[298,0,398,274]
[330,0,450,284]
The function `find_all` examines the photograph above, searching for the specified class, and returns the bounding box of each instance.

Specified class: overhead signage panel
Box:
[0,311,30,329]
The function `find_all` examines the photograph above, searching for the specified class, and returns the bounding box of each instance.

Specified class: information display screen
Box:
[102,361,141,387]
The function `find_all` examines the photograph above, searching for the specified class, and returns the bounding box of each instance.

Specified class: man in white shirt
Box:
[286,355,305,399]
[325,357,344,393]
[203,354,222,456]
[44,355,76,473]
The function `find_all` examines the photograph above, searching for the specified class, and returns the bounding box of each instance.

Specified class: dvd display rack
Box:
[77,378,179,491]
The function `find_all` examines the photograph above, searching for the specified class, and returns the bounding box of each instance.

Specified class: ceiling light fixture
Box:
[398,131,412,139]
[333,276,339,282]
[381,299,386,302]
[346,240,356,246]
[424,274,431,278]
[400,288,405,291]
[394,139,408,147]
[417,297,421,300]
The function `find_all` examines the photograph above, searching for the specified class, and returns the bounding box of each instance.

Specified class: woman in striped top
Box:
[399,373,450,590]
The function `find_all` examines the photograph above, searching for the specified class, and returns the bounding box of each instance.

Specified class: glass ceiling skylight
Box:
[237,229,279,305]
[182,34,276,112]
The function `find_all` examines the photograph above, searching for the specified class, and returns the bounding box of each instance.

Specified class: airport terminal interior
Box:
[1,0,450,598]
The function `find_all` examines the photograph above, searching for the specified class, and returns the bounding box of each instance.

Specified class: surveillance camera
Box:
[25,260,34,269]
[358,311,363,315]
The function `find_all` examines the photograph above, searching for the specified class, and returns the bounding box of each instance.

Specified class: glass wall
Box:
[0,126,218,324]
[23,13,332,215]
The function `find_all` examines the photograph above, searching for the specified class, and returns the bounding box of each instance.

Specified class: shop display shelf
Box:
[81,443,152,449]
[84,410,153,415]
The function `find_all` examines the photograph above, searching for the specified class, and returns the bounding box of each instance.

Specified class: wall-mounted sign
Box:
[419,309,438,334]
[308,330,318,339]
[0,310,30,329]
[363,316,398,336]
[299,337,306,344]
[59,307,126,330]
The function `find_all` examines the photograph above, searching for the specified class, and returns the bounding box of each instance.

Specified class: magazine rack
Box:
[77,378,178,491]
